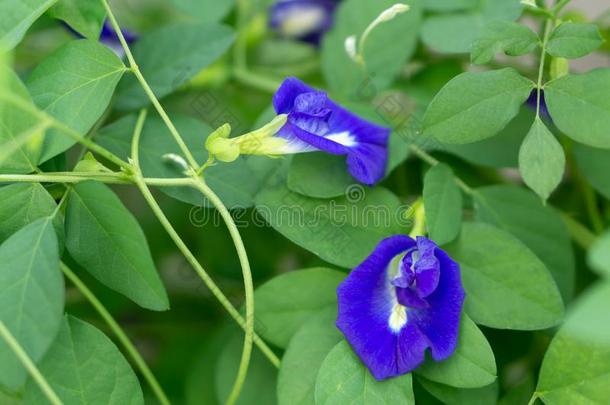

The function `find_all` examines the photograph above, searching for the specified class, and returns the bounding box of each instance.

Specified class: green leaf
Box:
[474,185,575,302]
[287,101,410,198]
[115,22,234,110]
[0,217,63,390]
[321,0,422,98]
[96,114,281,208]
[48,0,106,39]
[170,0,235,22]
[423,68,534,144]
[0,67,45,173]
[23,315,144,405]
[498,374,535,405]
[545,68,610,149]
[589,232,610,278]
[417,377,499,405]
[277,311,341,405]
[424,0,478,12]
[214,331,277,405]
[573,142,610,199]
[185,330,226,405]
[26,40,126,163]
[288,153,355,199]
[416,315,496,388]
[254,268,345,348]
[0,0,57,49]
[547,22,603,59]
[518,117,565,200]
[315,340,415,404]
[445,222,564,330]
[535,282,610,404]
[422,0,523,54]
[65,181,169,311]
[0,183,62,245]
[423,163,462,245]
[443,107,534,168]
[255,183,407,268]
[471,21,539,65]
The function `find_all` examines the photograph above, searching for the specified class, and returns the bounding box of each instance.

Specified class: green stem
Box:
[535,19,553,118]
[552,0,571,14]
[60,263,170,405]
[560,212,598,250]
[0,118,52,167]
[232,67,281,94]
[580,181,604,234]
[131,174,280,368]
[0,93,131,171]
[101,0,199,170]
[190,179,255,405]
[0,321,63,405]
[130,111,259,404]
[528,393,540,405]
[409,144,474,195]
[0,173,193,187]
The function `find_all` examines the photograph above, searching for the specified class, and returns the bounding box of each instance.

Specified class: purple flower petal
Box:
[336,235,465,380]
[272,77,391,185]
[526,89,551,121]
[269,0,338,45]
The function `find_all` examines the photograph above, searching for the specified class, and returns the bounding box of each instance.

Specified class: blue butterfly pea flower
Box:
[336,235,465,380]
[269,0,339,45]
[272,77,390,185]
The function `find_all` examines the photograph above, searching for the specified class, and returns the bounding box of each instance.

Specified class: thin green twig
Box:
[535,19,553,118]
[0,93,131,171]
[0,321,63,405]
[0,173,193,187]
[101,0,199,170]
[60,263,170,405]
[190,179,255,405]
[129,110,262,404]
[409,144,474,195]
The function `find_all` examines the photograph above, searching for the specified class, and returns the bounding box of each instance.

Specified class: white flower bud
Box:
[345,35,359,62]
[377,4,410,23]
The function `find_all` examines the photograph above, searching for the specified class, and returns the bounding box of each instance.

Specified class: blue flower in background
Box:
[64,20,137,58]
[336,236,465,380]
[269,0,339,45]
[273,77,390,185]
[98,20,137,58]
[526,89,551,121]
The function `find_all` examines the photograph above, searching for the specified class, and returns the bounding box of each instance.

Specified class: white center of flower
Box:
[386,252,410,333]
[388,303,408,333]
[280,7,326,37]
[326,131,357,147]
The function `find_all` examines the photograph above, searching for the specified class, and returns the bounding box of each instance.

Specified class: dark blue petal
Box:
[412,236,441,298]
[336,235,465,380]
[346,143,389,186]
[412,248,465,361]
[526,89,551,121]
[272,77,390,185]
[273,77,317,114]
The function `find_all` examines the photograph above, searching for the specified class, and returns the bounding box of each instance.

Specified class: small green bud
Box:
[550,57,569,80]
[162,153,189,171]
[74,152,112,173]
[207,137,240,162]
[205,123,240,162]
